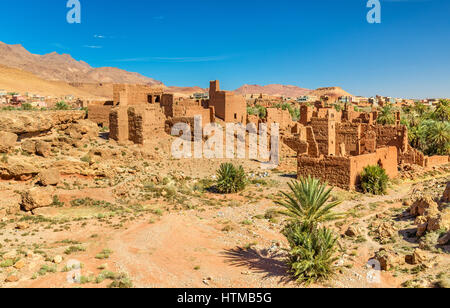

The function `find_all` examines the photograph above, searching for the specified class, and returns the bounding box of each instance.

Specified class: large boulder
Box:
[21,139,36,154]
[38,168,60,186]
[66,120,99,140]
[427,208,450,232]
[0,110,85,135]
[35,141,51,158]
[0,161,39,180]
[21,187,54,211]
[405,249,436,268]
[371,248,404,271]
[410,195,439,217]
[0,131,18,153]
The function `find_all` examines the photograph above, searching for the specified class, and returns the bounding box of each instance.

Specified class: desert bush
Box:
[216,163,247,194]
[276,176,341,230]
[55,101,70,110]
[247,105,267,119]
[283,222,338,285]
[360,165,389,195]
[21,103,33,111]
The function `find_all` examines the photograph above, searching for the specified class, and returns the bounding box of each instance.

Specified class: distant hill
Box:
[0,41,161,85]
[165,86,207,97]
[234,84,311,97]
[0,64,107,99]
[309,87,353,100]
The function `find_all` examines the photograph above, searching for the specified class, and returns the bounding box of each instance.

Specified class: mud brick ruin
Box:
[283,102,449,189]
[209,80,247,124]
[86,82,449,191]
[102,81,246,145]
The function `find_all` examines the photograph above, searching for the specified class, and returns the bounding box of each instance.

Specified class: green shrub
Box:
[21,103,33,111]
[283,222,338,285]
[55,101,70,110]
[216,163,247,194]
[276,176,341,230]
[360,165,389,195]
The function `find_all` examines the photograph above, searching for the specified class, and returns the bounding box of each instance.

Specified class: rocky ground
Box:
[0,110,449,288]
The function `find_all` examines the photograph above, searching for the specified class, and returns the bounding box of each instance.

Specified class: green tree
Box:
[376,105,395,125]
[428,121,450,155]
[432,99,450,122]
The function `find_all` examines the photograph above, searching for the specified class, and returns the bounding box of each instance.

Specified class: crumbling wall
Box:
[399,147,425,166]
[298,155,352,189]
[310,117,336,156]
[376,125,408,153]
[336,123,361,156]
[300,105,313,125]
[266,108,293,131]
[306,127,320,157]
[349,146,398,188]
[127,106,166,145]
[209,80,246,124]
[113,84,164,106]
[88,101,113,127]
[424,155,449,168]
[109,107,129,142]
[161,94,174,117]
[297,146,398,190]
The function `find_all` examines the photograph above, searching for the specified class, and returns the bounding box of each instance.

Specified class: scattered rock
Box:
[38,168,60,186]
[410,195,438,217]
[373,221,396,242]
[21,187,54,211]
[15,222,29,230]
[5,275,19,283]
[345,225,361,237]
[438,231,450,245]
[35,141,51,158]
[371,248,403,271]
[13,259,26,269]
[1,161,38,180]
[53,255,63,264]
[21,139,36,154]
[0,131,18,153]
[406,249,437,268]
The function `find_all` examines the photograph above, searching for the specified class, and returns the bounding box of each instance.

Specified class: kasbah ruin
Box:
[0,75,448,289]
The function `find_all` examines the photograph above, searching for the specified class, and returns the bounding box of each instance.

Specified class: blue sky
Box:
[0,0,449,98]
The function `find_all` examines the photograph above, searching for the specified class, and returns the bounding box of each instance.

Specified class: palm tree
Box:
[433,99,450,122]
[429,121,450,155]
[276,176,342,230]
[377,105,395,125]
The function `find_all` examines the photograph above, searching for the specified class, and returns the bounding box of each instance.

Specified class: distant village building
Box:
[192,92,209,100]
[338,96,352,104]
[297,95,318,103]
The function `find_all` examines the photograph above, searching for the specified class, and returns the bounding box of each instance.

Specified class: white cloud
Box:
[83,45,102,49]
[114,55,231,63]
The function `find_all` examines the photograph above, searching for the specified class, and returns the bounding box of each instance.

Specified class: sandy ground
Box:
[0,134,449,288]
